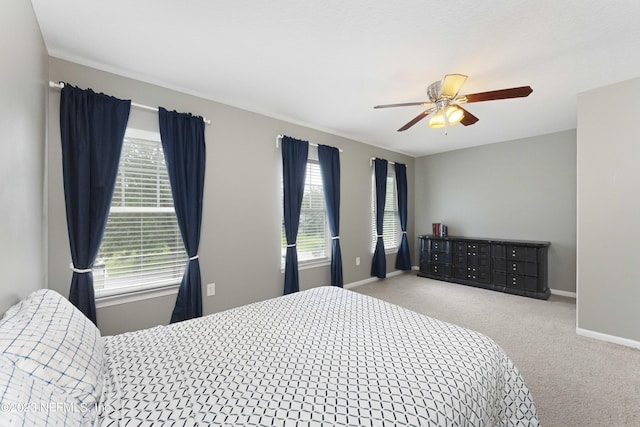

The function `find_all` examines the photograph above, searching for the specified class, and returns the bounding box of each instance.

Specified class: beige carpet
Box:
[351,273,640,427]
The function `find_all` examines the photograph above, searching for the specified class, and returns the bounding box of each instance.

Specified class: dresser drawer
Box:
[430,252,450,263]
[477,269,491,284]
[430,240,450,252]
[453,254,467,266]
[466,243,490,267]
[466,267,490,283]
[505,274,537,291]
[493,270,506,286]
[506,246,538,262]
[468,243,490,255]
[492,244,506,259]
[455,242,467,255]
[477,254,490,268]
[493,258,506,272]
[427,262,450,277]
[506,260,538,276]
[453,267,467,279]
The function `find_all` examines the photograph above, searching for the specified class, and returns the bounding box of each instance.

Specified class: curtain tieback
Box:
[377,235,383,238]
[286,243,296,248]
[70,265,92,274]
[331,236,340,240]
[189,255,199,261]
[402,231,407,234]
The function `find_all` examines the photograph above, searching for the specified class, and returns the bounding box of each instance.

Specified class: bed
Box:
[0,287,538,426]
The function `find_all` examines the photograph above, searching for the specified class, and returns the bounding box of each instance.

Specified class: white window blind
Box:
[282,161,329,266]
[371,169,401,252]
[95,130,185,295]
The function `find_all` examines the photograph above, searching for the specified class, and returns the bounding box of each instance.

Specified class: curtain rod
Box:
[370,157,405,167]
[276,134,344,152]
[49,81,211,125]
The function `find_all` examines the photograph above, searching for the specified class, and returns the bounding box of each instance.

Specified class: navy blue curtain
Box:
[394,162,411,270]
[371,158,388,278]
[282,136,309,294]
[318,144,343,287]
[158,108,206,323]
[59,85,131,324]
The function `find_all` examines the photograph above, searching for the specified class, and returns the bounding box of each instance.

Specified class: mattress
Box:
[98,286,538,426]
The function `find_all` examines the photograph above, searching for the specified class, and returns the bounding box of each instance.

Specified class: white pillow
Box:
[0,289,104,410]
[0,354,93,427]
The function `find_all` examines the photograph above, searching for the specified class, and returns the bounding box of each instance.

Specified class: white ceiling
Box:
[31,0,640,157]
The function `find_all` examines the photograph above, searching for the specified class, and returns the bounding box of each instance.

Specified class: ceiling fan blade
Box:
[440,74,468,98]
[456,105,479,126]
[374,101,431,109]
[463,86,533,103]
[397,107,436,131]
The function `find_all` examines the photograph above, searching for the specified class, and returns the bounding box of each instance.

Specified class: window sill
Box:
[299,258,331,270]
[95,283,180,309]
[371,248,399,255]
[280,258,331,273]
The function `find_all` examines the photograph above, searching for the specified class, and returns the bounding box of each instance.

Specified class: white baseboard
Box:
[344,270,406,290]
[550,289,576,298]
[576,327,640,350]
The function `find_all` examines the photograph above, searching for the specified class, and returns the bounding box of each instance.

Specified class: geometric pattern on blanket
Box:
[99,286,538,426]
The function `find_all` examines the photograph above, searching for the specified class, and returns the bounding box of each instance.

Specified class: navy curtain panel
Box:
[59,85,131,324]
[371,158,388,278]
[394,162,411,270]
[318,144,343,287]
[158,107,206,323]
[281,136,309,295]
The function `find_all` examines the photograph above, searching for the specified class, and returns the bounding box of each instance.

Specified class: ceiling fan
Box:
[374,74,532,132]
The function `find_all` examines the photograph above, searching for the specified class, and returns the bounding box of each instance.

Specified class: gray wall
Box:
[414,130,577,293]
[0,1,47,312]
[577,78,640,343]
[47,58,415,335]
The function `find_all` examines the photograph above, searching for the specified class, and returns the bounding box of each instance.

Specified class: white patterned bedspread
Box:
[98,286,538,426]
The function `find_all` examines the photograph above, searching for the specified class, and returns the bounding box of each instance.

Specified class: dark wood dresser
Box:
[418,235,550,299]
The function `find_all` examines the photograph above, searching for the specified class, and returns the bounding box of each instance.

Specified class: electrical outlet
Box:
[206,283,215,296]
[356,257,361,266]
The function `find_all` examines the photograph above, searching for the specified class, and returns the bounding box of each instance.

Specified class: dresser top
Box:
[418,235,550,247]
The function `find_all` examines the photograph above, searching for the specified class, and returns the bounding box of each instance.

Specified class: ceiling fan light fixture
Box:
[428,112,446,129]
[447,105,464,125]
[428,105,464,129]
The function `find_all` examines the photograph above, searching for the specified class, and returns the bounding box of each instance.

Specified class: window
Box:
[281,160,330,267]
[371,167,401,252]
[94,129,185,296]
